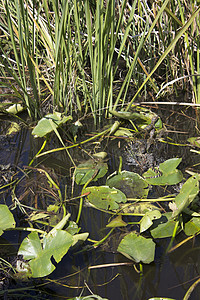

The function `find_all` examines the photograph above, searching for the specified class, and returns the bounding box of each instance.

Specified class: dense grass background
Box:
[0,0,200,123]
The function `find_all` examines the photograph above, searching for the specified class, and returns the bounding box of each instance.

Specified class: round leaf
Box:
[107,171,149,198]
[82,186,127,210]
[117,232,155,264]
[18,230,74,277]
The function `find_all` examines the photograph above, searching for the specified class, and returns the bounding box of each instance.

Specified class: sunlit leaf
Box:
[172,175,199,218]
[82,186,127,210]
[117,232,155,264]
[114,128,133,137]
[107,171,149,198]
[184,217,200,236]
[140,210,162,233]
[106,215,127,227]
[0,205,16,236]
[18,230,74,277]
[75,160,108,185]
[143,158,183,185]
[150,212,180,238]
[32,112,72,137]
[6,103,24,114]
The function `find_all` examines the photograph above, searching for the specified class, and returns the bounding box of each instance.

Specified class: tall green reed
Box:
[0,0,200,123]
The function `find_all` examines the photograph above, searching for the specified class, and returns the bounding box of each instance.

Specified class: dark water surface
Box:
[1,105,200,299]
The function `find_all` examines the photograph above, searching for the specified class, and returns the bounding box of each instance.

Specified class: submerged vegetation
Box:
[1,0,200,299]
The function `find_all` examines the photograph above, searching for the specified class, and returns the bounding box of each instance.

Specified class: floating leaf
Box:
[32,112,72,137]
[106,215,127,227]
[18,230,74,277]
[150,212,180,238]
[117,232,155,264]
[107,171,149,198]
[172,175,199,218]
[140,210,162,233]
[184,217,200,236]
[143,158,183,185]
[0,205,16,236]
[82,186,127,210]
[75,160,108,185]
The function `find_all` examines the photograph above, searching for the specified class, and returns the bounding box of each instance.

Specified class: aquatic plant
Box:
[0,0,200,123]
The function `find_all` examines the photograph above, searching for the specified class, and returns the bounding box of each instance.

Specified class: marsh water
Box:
[1,102,200,299]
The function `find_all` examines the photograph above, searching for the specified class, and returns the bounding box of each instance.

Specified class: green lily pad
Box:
[117,232,155,264]
[82,186,127,210]
[143,158,183,185]
[17,230,74,278]
[0,205,16,236]
[32,112,72,137]
[75,160,108,185]
[107,171,149,198]
[172,175,199,218]
[140,210,162,233]
[184,217,200,236]
[150,212,180,238]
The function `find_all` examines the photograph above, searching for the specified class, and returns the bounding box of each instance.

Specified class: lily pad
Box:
[172,175,199,218]
[82,186,127,210]
[32,112,72,137]
[150,212,180,238]
[117,232,155,264]
[143,158,183,185]
[140,210,162,233]
[184,217,200,236]
[75,160,108,185]
[17,230,74,277]
[0,205,16,236]
[107,171,149,198]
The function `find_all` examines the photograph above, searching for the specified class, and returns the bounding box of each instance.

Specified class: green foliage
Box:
[107,170,149,198]
[117,232,155,264]
[1,0,199,122]
[82,186,127,210]
[74,159,108,185]
[143,158,183,185]
[32,112,73,137]
[17,230,74,278]
[0,205,16,236]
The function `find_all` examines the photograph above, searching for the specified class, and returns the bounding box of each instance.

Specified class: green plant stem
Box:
[76,169,99,224]
[90,228,115,248]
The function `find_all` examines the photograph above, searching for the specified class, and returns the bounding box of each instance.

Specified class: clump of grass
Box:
[0,0,200,122]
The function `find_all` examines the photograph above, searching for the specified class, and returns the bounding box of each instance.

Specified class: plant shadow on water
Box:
[1,103,200,299]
